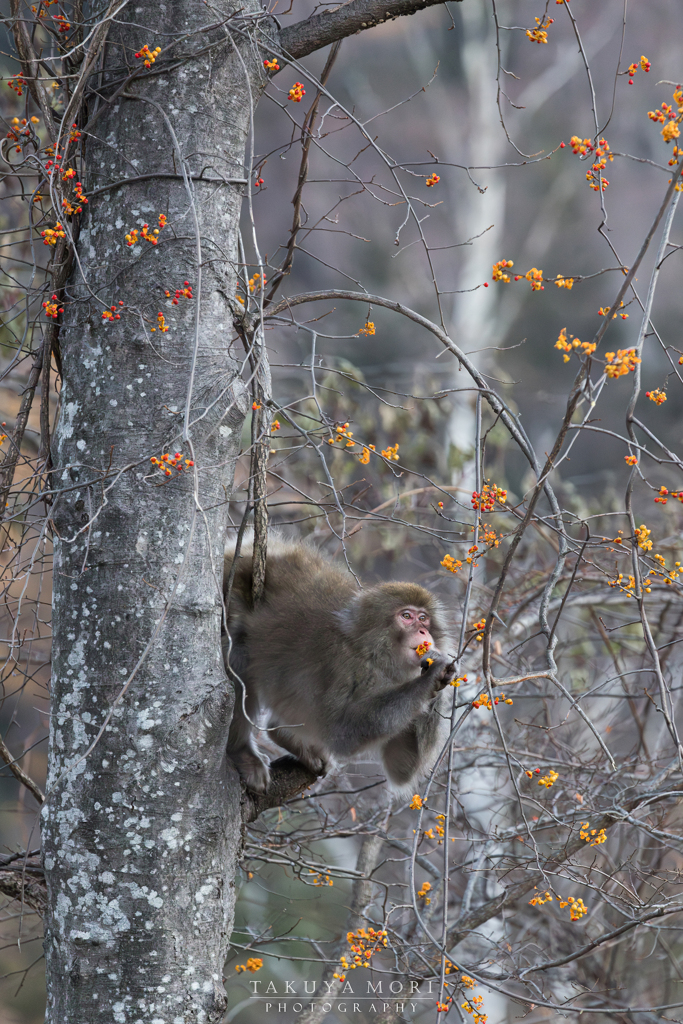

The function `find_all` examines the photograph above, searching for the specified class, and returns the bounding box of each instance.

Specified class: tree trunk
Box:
[43,2,257,1019]
[37,0,455,1017]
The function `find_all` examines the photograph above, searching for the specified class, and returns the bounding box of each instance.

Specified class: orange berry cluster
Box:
[472,618,486,640]
[529,889,588,921]
[525,266,544,290]
[609,573,638,596]
[537,769,559,788]
[461,993,487,1024]
[263,58,280,71]
[580,822,606,846]
[308,868,333,886]
[416,641,432,657]
[150,452,194,477]
[624,454,638,465]
[7,73,25,95]
[646,388,666,405]
[151,312,169,333]
[288,82,305,102]
[649,554,681,586]
[472,691,513,709]
[603,348,640,377]
[30,0,58,16]
[526,15,553,44]
[234,958,263,974]
[236,272,266,305]
[381,443,400,460]
[587,138,613,190]
[327,421,355,447]
[417,881,431,903]
[357,445,375,464]
[529,889,554,906]
[42,294,63,319]
[440,554,462,574]
[555,329,596,363]
[358,320,375,335]
[333,928,388,982]
[41,222,66,246]
[409,794,423,809]
[658,88,683,144]
[570,136,594,156]
[102,301,124,322]
[426,173,440,186]
[654,487,683,506]
[554,275,574,289]
[126,213,166,247]
[62,178,88,216]
[492,259,514,283]
[598,302,628,319]
[471,483,507,510]
[52,13,70,32]
[165,281,193,304]
[135,44,161,68]
[627,55,651,84]
[669,145,683,169]
[6,116,40,153]
[525,767,543,779]
[635,524,652,551]
[465,544,479,565]
[563,896,588,920]
[271,420,281,432]
[480,524,501,548]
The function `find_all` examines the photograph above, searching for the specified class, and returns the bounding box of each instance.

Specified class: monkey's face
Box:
[394,606,436,665]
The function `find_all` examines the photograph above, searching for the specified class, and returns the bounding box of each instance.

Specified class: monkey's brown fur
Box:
[223,535,454,794]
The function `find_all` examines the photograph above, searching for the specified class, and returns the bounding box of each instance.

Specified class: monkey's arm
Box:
[327,656,453,753]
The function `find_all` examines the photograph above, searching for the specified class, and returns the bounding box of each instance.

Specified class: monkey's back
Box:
[226,537,367,737]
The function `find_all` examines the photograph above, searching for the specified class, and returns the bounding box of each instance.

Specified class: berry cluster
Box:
[150,452,194,477]
[42,294,63,319]
[101,301,124,322]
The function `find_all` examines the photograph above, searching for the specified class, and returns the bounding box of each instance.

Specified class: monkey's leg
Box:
[268,726,329,777]
[226,679,271,794]
[381,725,421,786]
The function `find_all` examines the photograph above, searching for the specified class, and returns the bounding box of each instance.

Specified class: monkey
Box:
[222,534,455,795]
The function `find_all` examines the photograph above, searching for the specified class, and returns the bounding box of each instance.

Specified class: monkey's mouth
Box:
[410,638,437,661]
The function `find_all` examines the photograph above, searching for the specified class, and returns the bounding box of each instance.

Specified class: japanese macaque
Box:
[223,535,454,794]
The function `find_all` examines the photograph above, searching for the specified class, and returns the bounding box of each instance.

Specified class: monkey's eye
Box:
[401,611,413,620]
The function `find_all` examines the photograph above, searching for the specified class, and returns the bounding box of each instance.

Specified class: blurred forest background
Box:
[1,0,682,1020]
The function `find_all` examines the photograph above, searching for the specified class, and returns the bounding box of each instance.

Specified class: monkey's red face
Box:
[395,606,435,663]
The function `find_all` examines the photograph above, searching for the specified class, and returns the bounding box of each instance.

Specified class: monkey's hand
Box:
[420,653,455,694]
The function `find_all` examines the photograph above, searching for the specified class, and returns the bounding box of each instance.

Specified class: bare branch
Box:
[279,0,456,62]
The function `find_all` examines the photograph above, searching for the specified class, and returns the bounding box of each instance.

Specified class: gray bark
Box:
[36,0,449,1020]
[43,2,255,1019]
